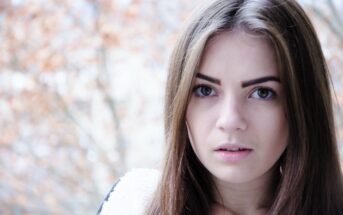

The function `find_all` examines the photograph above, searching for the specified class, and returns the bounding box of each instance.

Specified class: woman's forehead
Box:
[198,30,279,80]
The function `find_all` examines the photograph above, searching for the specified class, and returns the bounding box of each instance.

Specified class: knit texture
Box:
[99,168,160,215]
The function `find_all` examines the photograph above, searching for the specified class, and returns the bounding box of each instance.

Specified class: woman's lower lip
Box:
[214,150,252,162]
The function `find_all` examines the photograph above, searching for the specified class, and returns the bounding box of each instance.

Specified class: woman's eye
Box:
[193,85,216,97]
[250,87,276,100]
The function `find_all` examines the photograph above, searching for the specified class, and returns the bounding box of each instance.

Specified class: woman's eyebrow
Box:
[196,73,221,85]
[241,76,281,88]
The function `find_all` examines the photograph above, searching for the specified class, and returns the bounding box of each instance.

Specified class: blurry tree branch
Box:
[92,1,127,174]
[53,86,119,176]
[308,0,343,126]
[310,0,343,41]
[327,0,343,28]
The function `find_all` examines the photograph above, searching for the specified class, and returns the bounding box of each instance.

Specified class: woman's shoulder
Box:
[98,168,160,215]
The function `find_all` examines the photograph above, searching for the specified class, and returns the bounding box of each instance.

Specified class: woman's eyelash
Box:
[192,84,216,97]
[249,87,277,100]
[191,85,277,100]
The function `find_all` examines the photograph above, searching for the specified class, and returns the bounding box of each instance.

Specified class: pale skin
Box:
[186,30,288,215]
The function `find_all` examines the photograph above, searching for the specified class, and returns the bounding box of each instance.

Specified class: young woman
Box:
[98,0,343,214]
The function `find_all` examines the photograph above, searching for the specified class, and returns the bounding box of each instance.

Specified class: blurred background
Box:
[0,0,342,214]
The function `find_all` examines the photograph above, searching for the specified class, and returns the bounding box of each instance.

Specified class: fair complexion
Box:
[186,30,288,215]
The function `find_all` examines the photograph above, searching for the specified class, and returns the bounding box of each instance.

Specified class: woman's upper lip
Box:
[214,143,253,151]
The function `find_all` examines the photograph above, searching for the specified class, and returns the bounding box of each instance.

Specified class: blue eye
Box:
[193,85,216,97]
[250,87,276,100]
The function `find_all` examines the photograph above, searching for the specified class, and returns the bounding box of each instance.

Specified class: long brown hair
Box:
[146,0,343,214]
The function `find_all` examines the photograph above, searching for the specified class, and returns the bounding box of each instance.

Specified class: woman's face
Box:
[186,30,288,184]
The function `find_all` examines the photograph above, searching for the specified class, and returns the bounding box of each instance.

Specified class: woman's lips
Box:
[214,144,253,162]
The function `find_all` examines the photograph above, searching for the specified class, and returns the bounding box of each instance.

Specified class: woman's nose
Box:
[215,99,247,133]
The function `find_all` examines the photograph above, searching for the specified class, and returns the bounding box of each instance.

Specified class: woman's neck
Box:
[212,168,278,215]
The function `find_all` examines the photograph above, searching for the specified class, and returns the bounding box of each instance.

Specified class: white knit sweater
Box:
[98,169,160,215]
